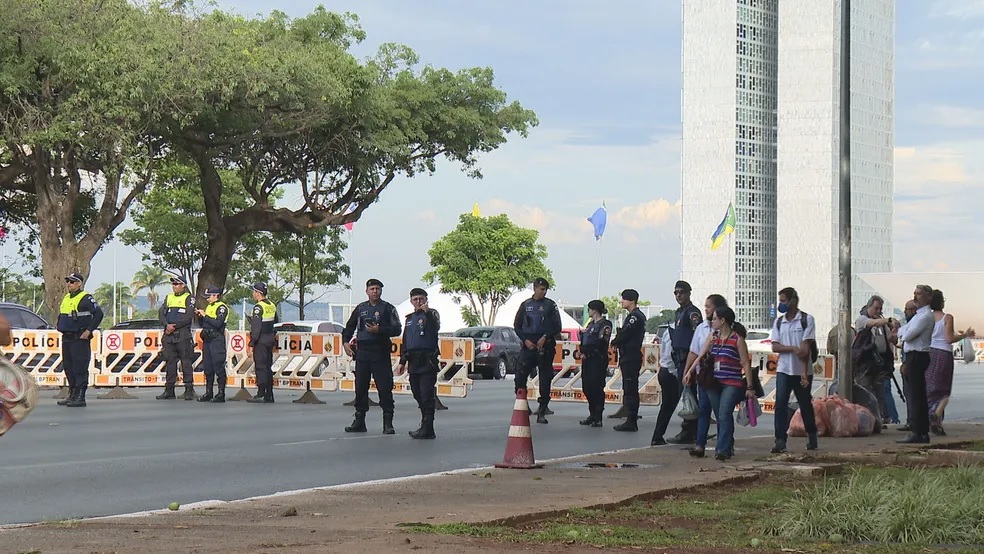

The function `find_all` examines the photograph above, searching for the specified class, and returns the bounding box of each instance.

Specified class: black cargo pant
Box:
[904,351,931,437]
[252,333,276,391]
[62,336,91,389]
[515,345,556,406]
[355,353,395,415]
[580,353,609,418]
[407,351,438,414]
[202,338,227,389]
[620,355,642,418]
[163,336,195,387]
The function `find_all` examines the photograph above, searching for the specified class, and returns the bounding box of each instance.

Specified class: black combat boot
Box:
[419,410,436,439]
[345,412,367,433]
[382,413,396,435]
[536,405,549,424]
[198,381,214,402]
[409,410,427,439]
[211,385,225,403]
[248,386,272,403]
[66,386,87,407]
[156,385,176,400]
[666,426,696,445]
[58,387,77,406]
[613,411,638,432]
[182,385,196,401]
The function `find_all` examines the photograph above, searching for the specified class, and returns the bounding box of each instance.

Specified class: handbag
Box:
[696,352,720,390]
[0,357,39,437]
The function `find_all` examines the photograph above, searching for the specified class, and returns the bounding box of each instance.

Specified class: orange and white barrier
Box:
[759,354,837,414]
[336,336,475,398]
[2,330,97,387]
[527,342,662,406]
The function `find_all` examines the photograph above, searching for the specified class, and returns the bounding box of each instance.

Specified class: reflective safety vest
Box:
[166,292,191,309]
[60,291,92,318]
[255,299,277,334]
[57,291,93,333]
[205,301,228,321]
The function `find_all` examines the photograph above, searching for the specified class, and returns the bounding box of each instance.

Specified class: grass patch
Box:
[772,465,984,546]
[966,440,984,452]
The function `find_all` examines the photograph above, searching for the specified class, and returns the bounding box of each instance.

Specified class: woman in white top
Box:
[926,290,976,435]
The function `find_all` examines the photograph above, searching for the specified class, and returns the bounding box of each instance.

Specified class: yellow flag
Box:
[471,202,481,218]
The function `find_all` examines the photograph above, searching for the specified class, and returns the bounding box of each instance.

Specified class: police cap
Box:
[587,299,607,314]
[366,278,384,288]
[532,277,550,289]
[621,289,640,302]
[205,286,223,296]
[674,280,692,293]
[170,275,187,285]
[409,287,427,298]
[64,272,85,283]
[252,282,268,295]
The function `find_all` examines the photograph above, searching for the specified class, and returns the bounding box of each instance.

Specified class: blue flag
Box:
[587,204,607,240]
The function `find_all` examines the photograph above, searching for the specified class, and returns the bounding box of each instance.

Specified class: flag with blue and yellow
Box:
[709,202,736,251]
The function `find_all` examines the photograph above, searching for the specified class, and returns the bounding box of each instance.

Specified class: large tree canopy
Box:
[424,214,552,326]
[1,1,536,316]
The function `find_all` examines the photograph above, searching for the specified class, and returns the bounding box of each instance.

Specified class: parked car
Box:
[273,320,346,377]
[0,303,56,371]
[453,326,522,380]
[745,328,774,355]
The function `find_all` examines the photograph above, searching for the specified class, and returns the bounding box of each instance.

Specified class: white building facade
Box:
[681,0,894,338]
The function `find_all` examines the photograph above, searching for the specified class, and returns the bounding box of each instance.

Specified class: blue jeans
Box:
[774,372,817,443]
[696,384,745,455]
[882,378,900,423]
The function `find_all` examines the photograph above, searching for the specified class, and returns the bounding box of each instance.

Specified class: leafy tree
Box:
[0,269,44,311]
[130,265,170,310]
[92,282,135,326]
[646,309,676,333]
[424,213,551,326]
[601,295,654,326]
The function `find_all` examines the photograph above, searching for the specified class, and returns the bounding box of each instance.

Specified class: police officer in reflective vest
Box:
[248,282,278,404]
[157,275,196,400]
[56,272,104,407]
[579,299,613,427]
[195,286,228,403]
[611,289,647,432]
[653,280,703,445]
[342,278,402,434]
[397,287,441,440]
[513,277,563,424]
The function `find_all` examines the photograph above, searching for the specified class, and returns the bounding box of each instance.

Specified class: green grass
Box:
[966,440,984,452]
[406,466,984,552]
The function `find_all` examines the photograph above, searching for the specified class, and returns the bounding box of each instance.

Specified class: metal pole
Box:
[595,236,602,299]
[836,0,853,402]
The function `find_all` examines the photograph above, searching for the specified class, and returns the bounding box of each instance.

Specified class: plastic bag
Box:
[812,398,830,436]
[826,396,859,437]
[854,404,876,436]
[678,389,698,420]
[961,338,977,364]
[737,402,749,427]
[737,398,761,427]
[789,409,807,437]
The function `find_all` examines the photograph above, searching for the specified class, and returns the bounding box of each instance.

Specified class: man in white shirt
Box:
[896,284,934,444]
[769,287,819,453]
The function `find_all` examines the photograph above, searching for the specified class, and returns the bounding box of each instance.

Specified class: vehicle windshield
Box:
[747,331,770,341]
[455,328,494,339]
[277,324,313,333]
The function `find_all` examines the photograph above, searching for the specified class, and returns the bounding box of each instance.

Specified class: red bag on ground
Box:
[853,404,876,436]
[788,409,807,437]
[812,398,830,437]
[826,396,859,437]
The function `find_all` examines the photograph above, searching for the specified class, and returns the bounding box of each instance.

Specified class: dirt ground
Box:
[2,424,982,554]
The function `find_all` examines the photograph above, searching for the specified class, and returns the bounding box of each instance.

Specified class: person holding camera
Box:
[853,295,899,431]
[195,286,229,403]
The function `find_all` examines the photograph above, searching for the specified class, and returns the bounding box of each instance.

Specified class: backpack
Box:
[774,312,819,363]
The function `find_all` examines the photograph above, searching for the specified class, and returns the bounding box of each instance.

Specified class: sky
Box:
[7,0,984,312]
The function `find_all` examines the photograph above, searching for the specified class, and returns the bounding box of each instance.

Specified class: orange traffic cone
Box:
[495,388,543,469]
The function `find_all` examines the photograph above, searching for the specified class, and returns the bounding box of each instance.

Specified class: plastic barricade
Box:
[94,329,204,388]
[528,342,662,406]
[336,337,474,398]
[225,331,342,394]
[3,330,96,387]
[759,354,836,414]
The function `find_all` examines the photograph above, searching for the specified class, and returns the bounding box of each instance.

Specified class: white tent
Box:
[394,284,583,333]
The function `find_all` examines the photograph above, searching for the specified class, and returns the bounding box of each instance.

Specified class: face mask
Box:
[777,302,789,314]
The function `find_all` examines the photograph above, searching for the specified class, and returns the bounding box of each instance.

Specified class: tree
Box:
[0,0,193,320]
[130,265,170,310]
[646,309,676,333]
[92,281,135,325]
[601,295,653,325]
[424,213,551,326]
[156,6,537,296]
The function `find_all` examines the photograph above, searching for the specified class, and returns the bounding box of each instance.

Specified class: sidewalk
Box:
[3,424,982,554]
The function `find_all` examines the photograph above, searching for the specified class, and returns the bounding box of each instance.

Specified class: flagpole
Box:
[347,227,354,321]
[596,235,603,299]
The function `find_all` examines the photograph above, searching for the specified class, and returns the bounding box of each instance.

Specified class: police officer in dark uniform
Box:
[195,286,228,403]
[397,287,441,440]
[157,275,196,400]
[247,282,278,404]
[342,278,402,434]
[513,277,563,424]
[612,289,647,432]
[652,280,702,445]
[579,299,613,427]
[56,273,104,407]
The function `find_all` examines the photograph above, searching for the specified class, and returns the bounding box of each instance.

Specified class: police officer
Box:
[612,289,647,432]
[654,280,703,445]
[157,275,196,400]
[513,277,563,424]
[195,286,228,403]
[56,273,103,407]
[579,299,613,427]
[342,278,402,434]
[397,287,441,440]
[247,282,278,403]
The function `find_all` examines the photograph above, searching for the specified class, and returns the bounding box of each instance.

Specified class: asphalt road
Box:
[2,365,982,525]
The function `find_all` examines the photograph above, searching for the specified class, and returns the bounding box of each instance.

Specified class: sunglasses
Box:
[673,290,687,295]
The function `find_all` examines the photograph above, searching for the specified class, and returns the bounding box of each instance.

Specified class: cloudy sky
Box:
[16,0,981,311]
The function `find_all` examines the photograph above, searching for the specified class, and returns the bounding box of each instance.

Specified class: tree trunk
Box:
[196,228,239,304]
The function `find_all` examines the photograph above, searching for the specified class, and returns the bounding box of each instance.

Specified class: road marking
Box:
[275,439,328,446]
